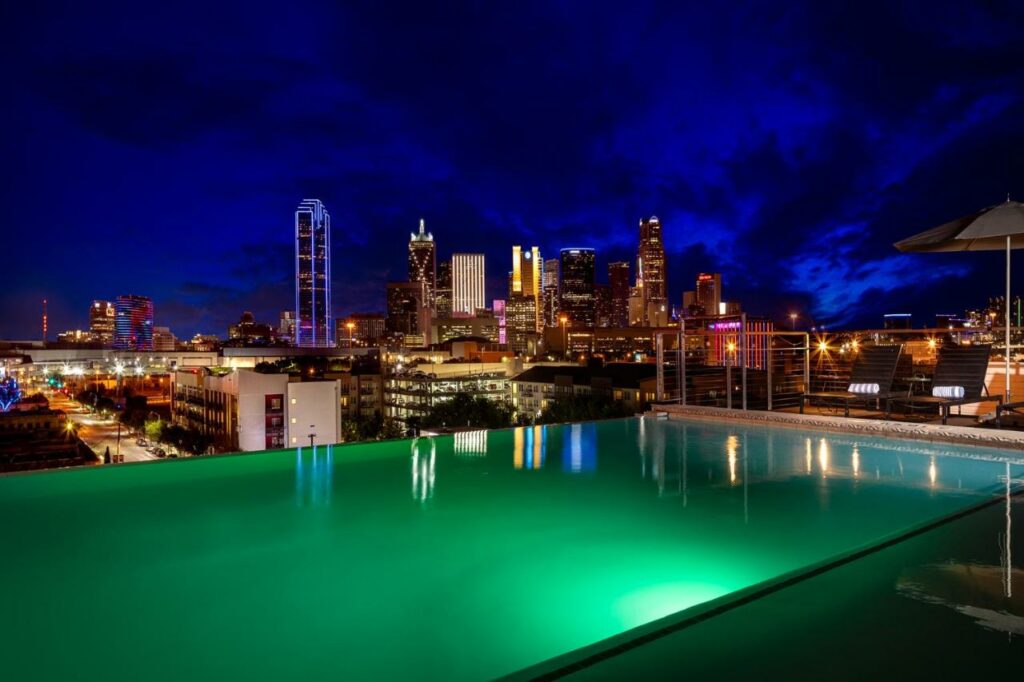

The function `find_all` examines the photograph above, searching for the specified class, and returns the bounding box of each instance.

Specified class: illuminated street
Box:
[48,394,155,463]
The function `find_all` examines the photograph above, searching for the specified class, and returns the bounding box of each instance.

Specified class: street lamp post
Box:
[347,321,355,350]
[789,312,798,331]
[308,426,316,449]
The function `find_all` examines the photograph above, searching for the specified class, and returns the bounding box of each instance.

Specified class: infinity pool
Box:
[1,417,1020,680]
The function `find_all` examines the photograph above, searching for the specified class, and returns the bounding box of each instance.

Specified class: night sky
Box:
[3,2,1023,339]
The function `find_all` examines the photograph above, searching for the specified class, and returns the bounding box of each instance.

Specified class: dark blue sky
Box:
[3,1,1023,339]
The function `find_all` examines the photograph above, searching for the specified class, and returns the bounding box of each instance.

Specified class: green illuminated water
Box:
[0,418,1019,680]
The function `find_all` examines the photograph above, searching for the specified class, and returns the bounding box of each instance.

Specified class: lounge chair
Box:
[893,344,999,425]
[800,345,903,417]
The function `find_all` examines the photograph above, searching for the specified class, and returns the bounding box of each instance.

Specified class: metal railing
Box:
[657,323,1018,413]
[656,315,809,410]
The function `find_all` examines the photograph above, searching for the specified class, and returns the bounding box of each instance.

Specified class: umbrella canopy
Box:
[894,198,1024,403]
[894,199,1024,252]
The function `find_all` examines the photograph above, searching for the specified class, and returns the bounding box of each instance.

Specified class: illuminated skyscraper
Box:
[89,300,115,345]
[608,262,630,327]
[452,253,485,315]
[542,257,560,327]
[696,272,722,317]
[560,248,595,327]
[295,199,332,348]
[113,295,154,351]
[408,219,437,310]
[435,260,453,318]
[636,216,667,326]
[511,246,542,331]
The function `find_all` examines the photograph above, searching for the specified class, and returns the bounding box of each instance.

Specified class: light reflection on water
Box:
[295,444,333,507]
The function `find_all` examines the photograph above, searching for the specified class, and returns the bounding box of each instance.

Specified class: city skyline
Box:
[3,3,1023,339]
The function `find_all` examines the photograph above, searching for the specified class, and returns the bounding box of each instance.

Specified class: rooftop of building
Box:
[512,362,657,388]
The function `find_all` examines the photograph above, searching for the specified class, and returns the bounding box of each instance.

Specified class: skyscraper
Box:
[89,300,115,345]
[608,262,630,327]
[636,216,667,326]
[696,272,722,317]
[295,199,332,348]
[511,246,542,331]
[114,295,154,351]
[542,258,560,327]
[435,260,453,319]
[386,281,429,336]
[560,248,595,327]
[594,284,612,328]
[408,218,437,310]
[452,253,486,315]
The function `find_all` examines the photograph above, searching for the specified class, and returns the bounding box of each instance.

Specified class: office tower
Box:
[542,258,560,327]
[506,294,539,354]
[608,262,630,327]
[89,300,115,345]
[113,295,154,351]
[452,253,486,315]
[681,291,699,318]
[408,218,437,310]
[628,286,644,326]
[278,310,296,344]
[696,273,722,318]
[595,284,612,328]
[636,216,667,326]
[435,261,453,318]
[512,246,542,332]
[152,326,177,352]
[493,299,507,344]
[295,199,332,347]
[560,248,595,327]
[386,281,429,336]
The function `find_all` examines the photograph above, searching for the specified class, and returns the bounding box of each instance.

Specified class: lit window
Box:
[290,418,296,424]
[291,398,297,405]
[290,437,297,444]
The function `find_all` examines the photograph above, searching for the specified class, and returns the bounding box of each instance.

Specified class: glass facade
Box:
[295,199,332,348]
[113,295,153,351]
[559,248,595,327]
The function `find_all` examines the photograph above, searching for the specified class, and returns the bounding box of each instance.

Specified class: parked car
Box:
[155,449,166,458]
[136,438,148,447]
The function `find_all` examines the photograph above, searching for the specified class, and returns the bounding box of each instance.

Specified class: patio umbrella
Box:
[895,197,1024,403]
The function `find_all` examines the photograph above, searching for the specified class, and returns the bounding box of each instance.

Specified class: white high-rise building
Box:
[452,253,486,316]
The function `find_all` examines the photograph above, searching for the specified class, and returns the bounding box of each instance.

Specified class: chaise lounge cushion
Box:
[848,383,880,394]
[932,385,965,399]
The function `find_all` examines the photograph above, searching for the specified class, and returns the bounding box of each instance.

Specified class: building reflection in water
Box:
[818,438,830,477]
[726,435,739,485]
[454,430,488,457]
[513,425,546,470]
[562,422,596,473]
[411,437,436,503]
[852,445,860,477]
[295,444,333,507]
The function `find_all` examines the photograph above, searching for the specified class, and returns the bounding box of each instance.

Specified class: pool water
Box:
[1,417,1020,680]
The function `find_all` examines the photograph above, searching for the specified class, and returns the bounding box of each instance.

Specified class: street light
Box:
[789,312,798,331]
[346,321,356,349]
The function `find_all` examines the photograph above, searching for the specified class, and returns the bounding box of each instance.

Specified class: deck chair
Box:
[800,345,903,417]
[892,344,998,425]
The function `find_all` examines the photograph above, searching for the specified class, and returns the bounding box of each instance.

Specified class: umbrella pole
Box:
[1007,235,1012,403]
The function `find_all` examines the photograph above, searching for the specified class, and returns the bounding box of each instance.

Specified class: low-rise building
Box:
[171,368,341,452]
[511,363,658,418]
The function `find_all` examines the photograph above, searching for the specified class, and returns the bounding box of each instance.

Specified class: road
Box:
[49,394,157,463]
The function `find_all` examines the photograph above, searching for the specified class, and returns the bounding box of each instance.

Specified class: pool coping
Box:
[649,404,1024,451]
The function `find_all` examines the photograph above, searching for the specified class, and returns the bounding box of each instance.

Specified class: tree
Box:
[380,418,406,440]
[419,393,514,430]
[144,418,164,443]
[535,394,632,425]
